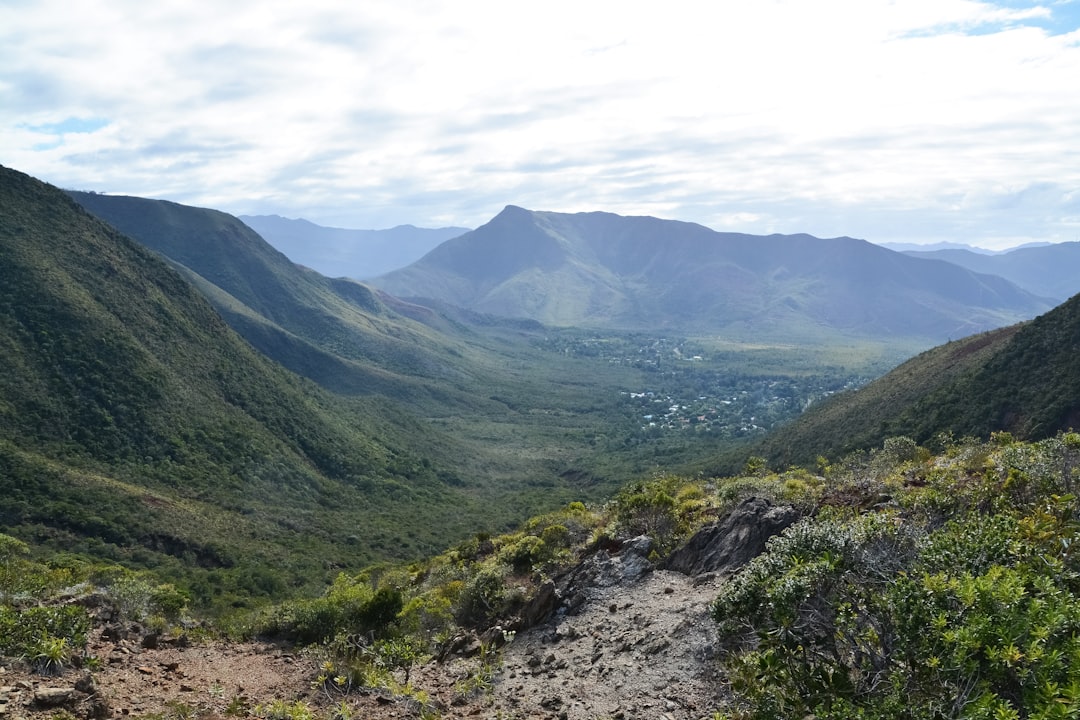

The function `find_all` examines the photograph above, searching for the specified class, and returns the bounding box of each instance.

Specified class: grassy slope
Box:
[66,191,481,399]
[0,166,499,605]
[750,292,1080,468]
[751,326,1021,467]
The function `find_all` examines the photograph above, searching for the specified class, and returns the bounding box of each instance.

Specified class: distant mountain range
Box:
[878,240,1053,254]
[239,214,469,279]
[879,241,1001,254]
[371,205,1053,343]
[902,243,1080,303]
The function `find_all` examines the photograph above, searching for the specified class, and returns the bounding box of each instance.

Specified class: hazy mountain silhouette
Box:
[904,242,1080,302]
[239,214,468,279]
[372,206,1053,342]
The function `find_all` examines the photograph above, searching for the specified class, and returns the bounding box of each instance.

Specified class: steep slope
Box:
[753,291,1080,467]
[372,206,1051,342]
[239,214,468,279]
[905,242,1080,302]
[0,166,487,601]
[67,191,478,403]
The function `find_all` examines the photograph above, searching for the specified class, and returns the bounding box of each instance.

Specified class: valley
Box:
[4,163,1080,719]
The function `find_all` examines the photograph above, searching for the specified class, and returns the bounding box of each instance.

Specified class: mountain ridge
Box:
[67,190,484,400]
[372,205,1052,342]
[904,241,1080,302]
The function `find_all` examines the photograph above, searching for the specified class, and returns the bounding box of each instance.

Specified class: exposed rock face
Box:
[556,535,655,617]
[511,580,558,631]
[666,497,800,576]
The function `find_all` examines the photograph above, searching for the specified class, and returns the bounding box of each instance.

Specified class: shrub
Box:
[609,472,708,552]
[105,572,189,623]
[454,564,512,627]
[259,574,402,644]
[712,439,1080,719]
[0,605,90,662]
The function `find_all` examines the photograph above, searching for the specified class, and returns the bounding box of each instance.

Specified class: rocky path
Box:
[2,499,795,720]
[485,568,726,719]
[2,569,726,720]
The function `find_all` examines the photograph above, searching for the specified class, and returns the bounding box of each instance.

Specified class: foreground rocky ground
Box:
[0,572,722,720]
[2,498,795,720]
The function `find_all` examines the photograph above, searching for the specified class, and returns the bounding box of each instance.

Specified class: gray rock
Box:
[33,687,76,707]
[666,497,799,576]
[74,672,96,694]
[511,581,558,631]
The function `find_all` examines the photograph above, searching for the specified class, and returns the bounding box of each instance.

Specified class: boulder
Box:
[34,686,76,707]
[666,497,799,576]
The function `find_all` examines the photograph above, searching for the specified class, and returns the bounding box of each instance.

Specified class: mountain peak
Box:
[489,204,536,224]
[371,207,1052,339]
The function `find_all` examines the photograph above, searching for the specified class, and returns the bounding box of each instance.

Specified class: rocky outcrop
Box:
[666,497,799,576]
[511,581,558,632]
[555,535,654,617]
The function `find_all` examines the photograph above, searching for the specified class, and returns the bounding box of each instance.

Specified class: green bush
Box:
[105,572,189,622]
[712,438,1080,719]
[258,573,402,644]
[0,605,90,662]
[612,475,691,550]
[454,564,513,627]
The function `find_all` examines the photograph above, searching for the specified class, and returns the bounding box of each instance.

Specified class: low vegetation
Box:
[7,433,1080,720]
[235,432,1080,719]
[0,531,188,672]
[714,432,1080,719]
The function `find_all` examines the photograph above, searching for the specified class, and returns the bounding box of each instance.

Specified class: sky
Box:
[2,1,1079,249]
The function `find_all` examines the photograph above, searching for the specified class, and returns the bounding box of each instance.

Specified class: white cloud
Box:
[2,0,1079,244]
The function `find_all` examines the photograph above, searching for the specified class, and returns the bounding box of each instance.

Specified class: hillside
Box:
[67,191,477,401]
[0,165,503,603]
[752,290,1080,467]
[371,205,1051,343]
[239,214,468,279]
[905,242,1080,302]
[68,188,731,515]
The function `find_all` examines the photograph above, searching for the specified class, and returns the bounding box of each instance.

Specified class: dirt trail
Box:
[2,534,745,720]
[2,570,726,720]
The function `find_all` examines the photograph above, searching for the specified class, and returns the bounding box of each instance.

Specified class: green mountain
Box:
[238,214,469,279]
[370,206,1051,343]
[67,190,477,401]
[753,291,1080,467]
[66,189,706,504]
[0,165,510,605]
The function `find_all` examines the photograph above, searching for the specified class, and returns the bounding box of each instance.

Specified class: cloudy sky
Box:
[2,1,1079,248]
